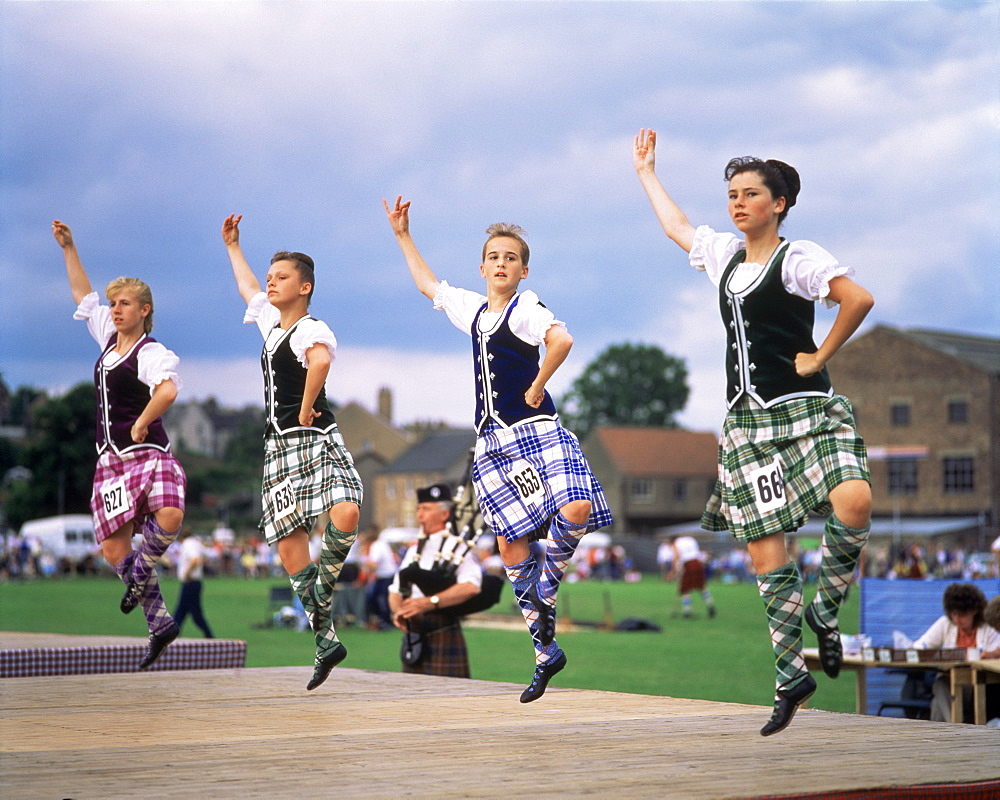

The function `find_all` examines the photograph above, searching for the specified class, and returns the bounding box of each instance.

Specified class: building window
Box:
[887,459,918,495]
[947,400,968,424]
[631,479,653,503]
[890,403,910,426]
[943,457,974,494]
[385,481,396,500]
[673,480,688,502]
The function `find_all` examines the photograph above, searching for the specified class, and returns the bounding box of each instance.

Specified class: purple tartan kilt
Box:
[90,447,186,543]
[473,420,613,543]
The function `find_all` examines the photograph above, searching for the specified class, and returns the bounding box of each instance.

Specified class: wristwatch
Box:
[429,595,440,606]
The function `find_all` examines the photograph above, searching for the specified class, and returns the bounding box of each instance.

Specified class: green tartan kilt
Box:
[702,394,869,543]
[260,427,363,545]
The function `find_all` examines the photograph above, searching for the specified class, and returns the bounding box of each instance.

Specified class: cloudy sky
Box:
[2,1,997,435]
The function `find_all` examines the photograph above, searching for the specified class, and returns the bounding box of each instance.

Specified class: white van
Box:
[19,514,98,563]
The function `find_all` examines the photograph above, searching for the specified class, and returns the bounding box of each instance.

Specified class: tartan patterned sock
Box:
[289,562,320,637]
[537,512,587,606]
[811,515,870,629]
[113,549,168,632]
[506,555,562,666]
[138,569,174,634]
[112,551,136,583]
[756,561,808,692]
[309,522,357,654]
[131,516,177,591]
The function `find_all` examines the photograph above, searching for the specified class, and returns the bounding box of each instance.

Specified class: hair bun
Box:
[766,160,800,208]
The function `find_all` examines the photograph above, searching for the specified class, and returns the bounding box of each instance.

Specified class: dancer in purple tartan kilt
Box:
[53,220,186,670]
[385,196,613,703]
[634,130,874,736]
[222,214,363,692]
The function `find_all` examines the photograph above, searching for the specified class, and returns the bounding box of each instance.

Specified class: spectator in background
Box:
[173,529,214,639]
[359,526,398,630]
[913,583,1000,722]
[668,535,716,619]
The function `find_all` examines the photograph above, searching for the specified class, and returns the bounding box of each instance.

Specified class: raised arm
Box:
[383,196,440,300]
[794,276,875,377]
[633,129,696,253]
[221,214,262,304]
[52,220,94,305]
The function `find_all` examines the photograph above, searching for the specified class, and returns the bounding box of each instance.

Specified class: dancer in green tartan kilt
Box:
[635,129,874,736]
[223,214,363,692]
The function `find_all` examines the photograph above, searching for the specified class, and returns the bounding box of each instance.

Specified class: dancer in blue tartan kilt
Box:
[222,214,363,692]
[385,196,612,702]
[634,130,874,736]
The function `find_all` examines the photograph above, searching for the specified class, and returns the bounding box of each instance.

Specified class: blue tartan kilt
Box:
[473,419,613,542]
[702,394,869,542]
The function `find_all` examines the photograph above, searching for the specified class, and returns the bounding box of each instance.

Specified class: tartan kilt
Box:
[260,427,363,545]
[473,419,613,543]
[678,559,706,594]
[702,394,869,543]
[403,614,470,678]
[90,447,186,543]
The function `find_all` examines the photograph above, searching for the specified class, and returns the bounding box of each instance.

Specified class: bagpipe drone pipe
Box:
[397,448,505,617]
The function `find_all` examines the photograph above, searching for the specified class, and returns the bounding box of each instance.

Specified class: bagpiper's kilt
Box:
[90,447,186,543]
[403,613,471,678]
[261,427,363,545]
[473,419,613,543]
[702,394,869,543]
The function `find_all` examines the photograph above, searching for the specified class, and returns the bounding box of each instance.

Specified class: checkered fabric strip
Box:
[0,640,246,677]
[702,395,869,542]
[260,427,363,544]
[90,448,187,543]
[402,615,470,678]
[473,420,613,542]
[753,781,1000,800]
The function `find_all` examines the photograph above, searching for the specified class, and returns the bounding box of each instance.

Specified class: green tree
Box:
[4,383,96,528]
[559,342,689,440]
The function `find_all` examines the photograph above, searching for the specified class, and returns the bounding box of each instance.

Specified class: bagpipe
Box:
[396,448,505,619]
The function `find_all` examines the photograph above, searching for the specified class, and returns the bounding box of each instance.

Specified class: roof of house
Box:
[382,428,477,474]
[590,426,719,478]
[895,327,1000,374]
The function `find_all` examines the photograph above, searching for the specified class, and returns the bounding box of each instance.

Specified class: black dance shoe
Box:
[306,642,348,691]
[805,605,842,679]
[527,584,556,647]
[760,674,817,737]
[119,564,143,615]
[139,622,180,670]
[519,651,567,704]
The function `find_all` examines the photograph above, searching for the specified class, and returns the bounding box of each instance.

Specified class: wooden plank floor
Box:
[2,657,999,798]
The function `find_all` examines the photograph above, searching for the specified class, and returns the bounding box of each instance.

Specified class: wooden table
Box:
[964,659,1000,725]
[803,647,968,722]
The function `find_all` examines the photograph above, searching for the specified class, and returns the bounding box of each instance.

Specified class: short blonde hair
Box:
[482,222,529,265]
[106,277,154,334]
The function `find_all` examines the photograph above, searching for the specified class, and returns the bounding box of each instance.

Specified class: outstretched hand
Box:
[633,128,657,173]
[221,213,243,247]
[383,195,411,236]
[52,219,74,249]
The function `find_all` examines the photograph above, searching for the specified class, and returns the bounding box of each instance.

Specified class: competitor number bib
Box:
[748,457,786,514]
[507,461,546,507]
[269,477,298,522]
[101,477,131,518]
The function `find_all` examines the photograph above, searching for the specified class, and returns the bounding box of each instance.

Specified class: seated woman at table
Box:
[913,583,1000,722]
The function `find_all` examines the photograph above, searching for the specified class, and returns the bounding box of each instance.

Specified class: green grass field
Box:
[0,573,859,712]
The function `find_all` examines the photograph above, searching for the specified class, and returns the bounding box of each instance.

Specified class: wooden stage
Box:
[2,642,999,798]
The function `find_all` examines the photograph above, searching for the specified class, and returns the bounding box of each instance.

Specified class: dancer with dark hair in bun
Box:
[222,214,363,691]
[633,130,875,736]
